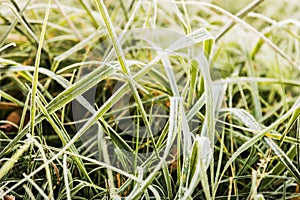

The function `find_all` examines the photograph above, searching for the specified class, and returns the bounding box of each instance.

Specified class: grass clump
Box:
[0,0,300,199]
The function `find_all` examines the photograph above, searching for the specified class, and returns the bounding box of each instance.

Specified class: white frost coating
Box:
[194,135,213,170]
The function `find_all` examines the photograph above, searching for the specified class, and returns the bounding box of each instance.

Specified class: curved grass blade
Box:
[29,0,52,136]
[215,0,266,41]
[215,98,300,196]
[93,0,160,165]
[0,2,38,43]
[264,137,300,184]
[35,90,93,184]
[0,136,31,180]
[126,97,180,200]
[279,106,300,146]
[175,1,299,70]
[30,135,54,200]
[0,65,115,158]
[181,136,212,200]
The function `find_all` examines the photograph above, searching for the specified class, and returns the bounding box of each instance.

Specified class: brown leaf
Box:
[0,102,20,110]
[4,195,15,200]
[0,109,28,132]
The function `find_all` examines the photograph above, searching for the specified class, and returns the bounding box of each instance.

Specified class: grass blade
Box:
[29,0,52,135]
[264,137,300,184]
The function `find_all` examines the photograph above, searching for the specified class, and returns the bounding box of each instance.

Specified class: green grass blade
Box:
[0,137,31,180]
[29,0,52,135]
[126,97,180,199]
[0,65,115,158]
[182,136,212,200]
[35,90,93,184]
[215,97,300,195]
[264,137,300,184]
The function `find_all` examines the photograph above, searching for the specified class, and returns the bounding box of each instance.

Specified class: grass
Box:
[0,0,300,199]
